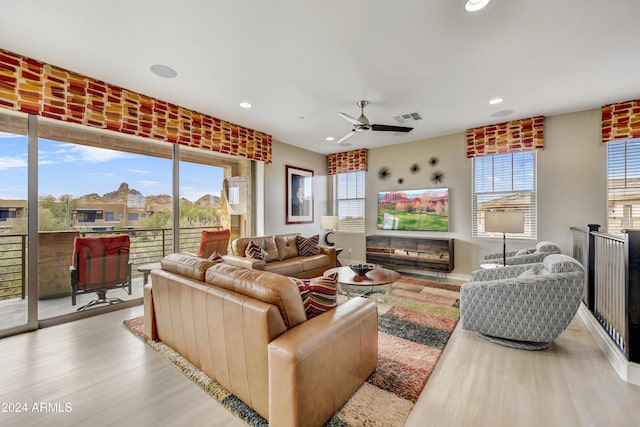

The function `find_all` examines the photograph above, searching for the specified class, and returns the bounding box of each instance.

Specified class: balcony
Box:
[0,226,222,327]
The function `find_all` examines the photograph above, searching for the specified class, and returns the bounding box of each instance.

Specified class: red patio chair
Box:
[70,234,132,311]
[195,229,231,258]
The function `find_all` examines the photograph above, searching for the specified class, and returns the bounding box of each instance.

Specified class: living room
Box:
[2,1,640,426]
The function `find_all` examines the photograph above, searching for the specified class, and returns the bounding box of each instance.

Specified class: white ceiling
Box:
[2,0,640,155]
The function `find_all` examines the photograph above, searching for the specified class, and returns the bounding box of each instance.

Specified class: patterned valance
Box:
[466,116,544,158]
[602,100,640,143]
[0,49,272,163]
[327,148,368,175]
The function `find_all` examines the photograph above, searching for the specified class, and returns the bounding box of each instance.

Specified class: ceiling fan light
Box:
[465,0,490,12]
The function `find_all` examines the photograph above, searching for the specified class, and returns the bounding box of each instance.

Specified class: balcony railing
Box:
[0,226,221,301]
[0,234,26,300]
[571,225,640,363]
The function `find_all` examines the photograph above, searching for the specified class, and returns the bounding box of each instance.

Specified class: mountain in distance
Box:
[195,194,221,207]
[77,182,221,207]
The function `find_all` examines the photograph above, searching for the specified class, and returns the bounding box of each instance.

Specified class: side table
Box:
[137,261,161,285]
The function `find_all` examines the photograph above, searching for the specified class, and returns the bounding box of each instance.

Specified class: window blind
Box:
[336,171,365,233]
[472,151,537,239]
[607,138,640,234]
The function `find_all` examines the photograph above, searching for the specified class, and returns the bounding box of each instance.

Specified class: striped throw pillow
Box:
[245,240,266,260]
[296,234,321,256]
[293,273,338,319]
[207,250,225,263]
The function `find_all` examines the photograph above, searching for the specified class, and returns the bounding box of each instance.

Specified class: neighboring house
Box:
[73,202,149,229]
[0,200,27,231]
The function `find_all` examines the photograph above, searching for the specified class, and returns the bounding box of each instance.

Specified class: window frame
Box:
[607,137,640,234]
[333,170,365,234]
[472,151,537,240]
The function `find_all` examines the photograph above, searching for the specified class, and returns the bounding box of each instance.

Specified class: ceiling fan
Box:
[335,100,414,146]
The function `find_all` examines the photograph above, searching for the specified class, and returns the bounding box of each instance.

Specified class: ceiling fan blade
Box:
[371,124,413,132]
[335,131,355,146]
[337,112,364,126]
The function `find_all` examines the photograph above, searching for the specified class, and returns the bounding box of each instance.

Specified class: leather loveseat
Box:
[223,233,336,279]
[144,253,377,427]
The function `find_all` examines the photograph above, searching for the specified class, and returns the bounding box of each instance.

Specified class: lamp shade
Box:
[485,211,525,234]
[320,215,339,230]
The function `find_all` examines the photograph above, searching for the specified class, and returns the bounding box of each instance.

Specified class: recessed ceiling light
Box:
[150,64,177,79]
[465,0,490,12]
[326,137,335,141]
[489,98,504,105]
[239,102,252,109]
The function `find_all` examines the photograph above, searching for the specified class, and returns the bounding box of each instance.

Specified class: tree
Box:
[145,210,172,229]
[179,201,219,227]
[38,194,77,230]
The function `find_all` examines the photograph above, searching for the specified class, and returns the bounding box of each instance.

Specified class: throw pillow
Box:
[515,248,534,256]
[293,272,339,319]
[245,240,266,260]
[207,250,225,263]
[518,268,539,278]
[296,234,321,256]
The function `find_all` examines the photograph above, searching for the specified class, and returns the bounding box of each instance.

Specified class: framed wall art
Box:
[286,165,314,224]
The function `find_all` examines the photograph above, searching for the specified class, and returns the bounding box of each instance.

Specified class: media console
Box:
[366,235,454,273]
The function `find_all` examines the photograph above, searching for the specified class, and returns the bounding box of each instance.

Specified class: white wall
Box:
[263,140,330,236]
[537,109,607,253]
[267,108,607,276]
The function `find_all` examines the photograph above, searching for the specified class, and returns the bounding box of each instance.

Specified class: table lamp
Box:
[485,211,525,266]
[320,215,339,246]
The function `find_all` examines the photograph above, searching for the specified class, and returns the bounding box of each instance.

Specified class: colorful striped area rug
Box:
[123,275,460,427]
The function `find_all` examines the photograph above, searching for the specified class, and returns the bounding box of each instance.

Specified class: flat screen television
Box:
[377,188,449,231]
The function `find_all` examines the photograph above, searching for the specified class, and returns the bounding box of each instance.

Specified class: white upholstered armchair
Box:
[460,254,584,350]
[480,240,561,266]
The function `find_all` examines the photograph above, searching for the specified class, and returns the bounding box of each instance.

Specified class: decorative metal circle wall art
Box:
[410,163,421,174]
[429,156,439,167]
[378,166,391,180]
[431,170,444,184]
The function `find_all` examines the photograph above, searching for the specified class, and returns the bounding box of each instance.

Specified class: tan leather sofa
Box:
[144,253,377,427]
[223,233,336,279]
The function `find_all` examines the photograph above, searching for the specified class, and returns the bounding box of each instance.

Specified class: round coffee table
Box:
[324,266,400,300]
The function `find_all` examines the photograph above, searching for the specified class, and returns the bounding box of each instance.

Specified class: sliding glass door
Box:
[0,111,253,334]
[0,116,28,333]
[36,134,173,320]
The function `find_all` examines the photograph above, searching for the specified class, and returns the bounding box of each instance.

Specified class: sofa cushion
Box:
[275,233,300,260]
[301,254,329,271]
[161,253,219,281]
[245,240,266,260]
[264,259,304,277]
[205,263,307,329]
[292,273,339,319]
[296,234,321,256]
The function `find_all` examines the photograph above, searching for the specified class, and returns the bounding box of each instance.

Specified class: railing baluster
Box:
[571,225,640,362]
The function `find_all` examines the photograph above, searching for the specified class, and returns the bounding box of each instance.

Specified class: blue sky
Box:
[0,132,225,201]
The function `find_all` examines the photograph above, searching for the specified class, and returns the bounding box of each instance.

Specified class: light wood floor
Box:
[0,305,639,427]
